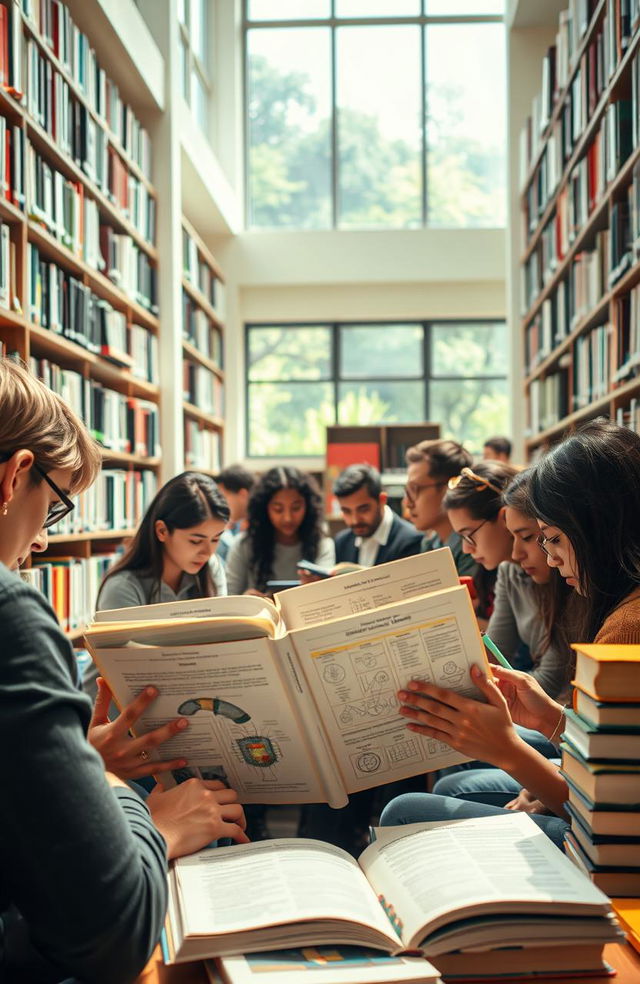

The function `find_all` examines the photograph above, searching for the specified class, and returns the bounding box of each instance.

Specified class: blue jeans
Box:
[379,792,569,851]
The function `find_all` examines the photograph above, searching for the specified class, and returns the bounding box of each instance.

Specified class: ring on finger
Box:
[140,749,150,761]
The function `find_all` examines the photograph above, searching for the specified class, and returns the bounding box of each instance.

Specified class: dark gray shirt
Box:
[0,564,167,983]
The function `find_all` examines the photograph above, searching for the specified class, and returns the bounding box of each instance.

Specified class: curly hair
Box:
[248,467,324,593]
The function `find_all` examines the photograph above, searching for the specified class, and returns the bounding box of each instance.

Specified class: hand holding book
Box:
[489,663,565,739]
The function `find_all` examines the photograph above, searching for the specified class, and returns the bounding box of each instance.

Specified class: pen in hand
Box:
[482,633,512,670]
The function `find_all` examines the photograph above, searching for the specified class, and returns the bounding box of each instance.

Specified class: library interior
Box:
[1,1,640,983]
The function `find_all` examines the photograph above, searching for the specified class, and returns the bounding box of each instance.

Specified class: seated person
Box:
[214,463,256,565]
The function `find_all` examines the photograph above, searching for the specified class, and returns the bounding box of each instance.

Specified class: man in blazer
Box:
[333,464,422,566]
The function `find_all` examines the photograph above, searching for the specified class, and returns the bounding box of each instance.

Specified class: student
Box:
[225,466,335,595]
[380,419,640,847]
[333,464,422,565]
[97,470,230,611]
[488,469,576,698]
[483,435,512,462]
[214,463,256,565]
[0,359,246,983]
[404,439,478,577]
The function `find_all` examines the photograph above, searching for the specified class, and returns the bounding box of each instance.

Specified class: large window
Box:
[246,321,508,456]
[179,0,212,134]
[245,2,505,230]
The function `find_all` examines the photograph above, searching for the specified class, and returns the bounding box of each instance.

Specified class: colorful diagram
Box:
[176,696,282,775]
[237,735,279,768]
[177,697,251,723]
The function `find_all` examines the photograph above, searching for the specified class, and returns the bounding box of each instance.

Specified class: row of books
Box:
[23,551,118,633]
[28,244,158,383]
[572,320,612,409]
[520,0,638,189]
[614,283,640,382]
[51,468,158,538]
[616,396,640,430]
[100,225,157,313]
[562,643,640,898]
[30,357,160,457]
[0,115,25,211]
[182,227,224,315]
[25,37,155,244]
[185,420,222,473]
[183,360,223,418]
[0,219,15,312]
[527,362,570,436]
[16,0,152,179]
[182,292,223,367]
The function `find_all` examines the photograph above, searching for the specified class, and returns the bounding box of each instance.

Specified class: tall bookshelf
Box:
[517,0,640,457]
[181,215,225,476]
[0,0,161,639]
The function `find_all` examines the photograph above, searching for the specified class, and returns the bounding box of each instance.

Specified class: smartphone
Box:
[459,575,477,600]
[297,559,331,579]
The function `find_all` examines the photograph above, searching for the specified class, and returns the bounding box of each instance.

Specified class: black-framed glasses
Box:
[459,516,490,547]
[404,479,446,503]
[536,531,561,557]
[0,452,75,529]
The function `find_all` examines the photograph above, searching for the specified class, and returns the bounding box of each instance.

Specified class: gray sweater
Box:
[225,534,336,595]
[486,561,570,699]
[0,564,167,983]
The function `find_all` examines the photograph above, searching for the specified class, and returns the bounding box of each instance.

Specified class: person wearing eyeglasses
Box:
[0,358,247,984]
[404,439,478,578]
[379,418,640,847]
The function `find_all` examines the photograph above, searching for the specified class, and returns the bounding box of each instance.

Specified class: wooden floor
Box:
[136,941,640,984]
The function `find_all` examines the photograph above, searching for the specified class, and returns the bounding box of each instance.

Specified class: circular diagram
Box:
[357,752,381,773]
[323,664,346,684]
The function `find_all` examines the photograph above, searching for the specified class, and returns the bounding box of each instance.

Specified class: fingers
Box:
[130,756,188,779]
[222,823,250,844]
[128,715,189,754]
[505,798,518,810]
[469,665,509,709]
[398,693,456,736]
[401,679,467,711]
[115,686,163,736]
[490,665,530,685]
[90,677,113,727]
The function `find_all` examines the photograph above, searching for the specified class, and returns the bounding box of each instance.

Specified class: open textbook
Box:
[85,549,489,807]
[162,813,621,974]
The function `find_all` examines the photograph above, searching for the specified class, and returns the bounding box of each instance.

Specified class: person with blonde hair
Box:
[0,358,247,983]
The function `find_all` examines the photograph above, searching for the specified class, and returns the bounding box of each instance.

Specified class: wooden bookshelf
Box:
[0,0,161,640]
[181,216,225,476]
[517,0,640,454]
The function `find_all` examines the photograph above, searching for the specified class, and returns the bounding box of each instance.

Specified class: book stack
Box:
[562,644,640,898]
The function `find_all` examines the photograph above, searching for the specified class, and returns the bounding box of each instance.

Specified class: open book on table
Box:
[84,549,488,807]
[163,813,621,976]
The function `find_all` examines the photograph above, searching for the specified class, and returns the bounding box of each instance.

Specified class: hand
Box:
[398,665,522,768]
[244,589,269,598]
[88,678,190,780]
[147,779,249,858]
[297,569,323,585]
[489,665,563,738]
[505,788,552,815]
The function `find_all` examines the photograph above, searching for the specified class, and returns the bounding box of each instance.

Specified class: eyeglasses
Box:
[404,480,446,503]
[536,531,562,557]
[447,467,503,495]
[459,516,490,547]
[0,452,75,529]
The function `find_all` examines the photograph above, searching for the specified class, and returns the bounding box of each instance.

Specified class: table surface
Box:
[136,941,640,984]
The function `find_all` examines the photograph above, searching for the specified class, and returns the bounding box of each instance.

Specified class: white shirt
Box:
[354,504,394,567]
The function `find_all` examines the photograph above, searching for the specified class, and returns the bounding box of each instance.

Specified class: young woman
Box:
[226,466,335,596]
[380,419,640,847]
[0,359,246,982]
[97,470,230,611]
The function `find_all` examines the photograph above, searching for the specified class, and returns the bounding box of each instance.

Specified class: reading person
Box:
[0,359,247,983]
[213,463,256,565]
[333,464,422,565]
[381,418,640,847]
[225,466,335,596]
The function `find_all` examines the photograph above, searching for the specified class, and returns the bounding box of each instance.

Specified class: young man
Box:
[483,435,512,462]
[213,464,256,565]
[333,464,422,565]
[405,439,478,577]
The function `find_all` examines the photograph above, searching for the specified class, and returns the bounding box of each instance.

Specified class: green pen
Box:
[482,633,512,670]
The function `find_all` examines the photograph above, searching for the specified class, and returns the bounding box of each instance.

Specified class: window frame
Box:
[179,0,213,135]
[242,2,504,230]
[245,319,507,458]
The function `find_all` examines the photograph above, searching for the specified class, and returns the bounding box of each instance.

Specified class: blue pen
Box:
[482,633,512,669]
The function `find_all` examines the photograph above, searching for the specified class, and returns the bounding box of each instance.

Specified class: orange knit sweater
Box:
[593,587,640,644]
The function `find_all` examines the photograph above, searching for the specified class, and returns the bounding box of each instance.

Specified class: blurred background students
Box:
[214,464,256,565]
[483,435,512,463]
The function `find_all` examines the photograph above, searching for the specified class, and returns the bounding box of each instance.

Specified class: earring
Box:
[1,502,7,516]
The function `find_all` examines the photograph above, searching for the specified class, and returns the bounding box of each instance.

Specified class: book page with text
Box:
[174,839,398,948]
[359,813,613,951]
[94,593,281,626]
[275,549,457,631]
[290,584,488,793]
[92,638,329,803]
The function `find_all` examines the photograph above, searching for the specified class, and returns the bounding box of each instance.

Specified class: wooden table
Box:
[136,941,640,983]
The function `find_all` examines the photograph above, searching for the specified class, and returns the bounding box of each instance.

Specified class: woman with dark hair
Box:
[226,466,335,596]
[380,419,640,846]
[98,470,230,611]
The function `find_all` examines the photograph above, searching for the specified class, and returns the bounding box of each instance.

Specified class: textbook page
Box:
[217,948,441,984]
[94,594,281,624]
[92,637,334,804]
[290,584,487,792]
[275,549,457,631]
[359,813,614,953]
[173,839,399,955]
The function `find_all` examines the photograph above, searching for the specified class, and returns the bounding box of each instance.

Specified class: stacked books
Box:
[562,644,640,897]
